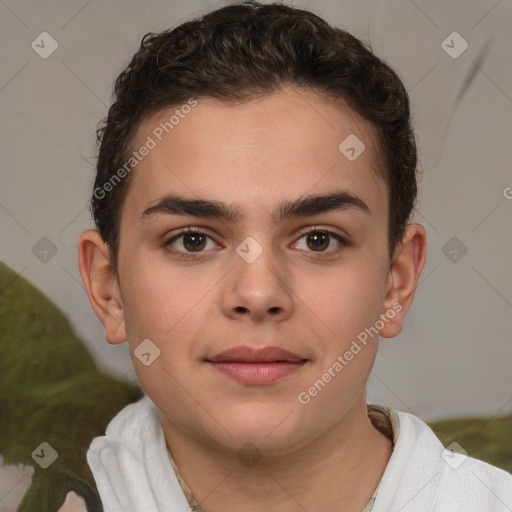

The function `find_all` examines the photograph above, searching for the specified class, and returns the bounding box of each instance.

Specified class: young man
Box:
[78,2,512,511]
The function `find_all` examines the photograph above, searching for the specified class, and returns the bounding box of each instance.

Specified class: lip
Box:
[207,346,307,385]
[209,346,305,363]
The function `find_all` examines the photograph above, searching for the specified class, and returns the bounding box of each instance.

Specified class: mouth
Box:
[206,346,308,385]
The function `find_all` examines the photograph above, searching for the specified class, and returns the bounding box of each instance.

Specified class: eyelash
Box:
[163,226,349,260]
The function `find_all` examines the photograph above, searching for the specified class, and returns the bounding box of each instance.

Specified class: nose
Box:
[221,237,294,323]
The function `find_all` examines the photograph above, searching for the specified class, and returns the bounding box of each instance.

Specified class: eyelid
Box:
[164,226,218,246]
[295,224,348,240]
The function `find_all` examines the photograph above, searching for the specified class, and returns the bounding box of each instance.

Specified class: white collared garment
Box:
[87,395,512,512]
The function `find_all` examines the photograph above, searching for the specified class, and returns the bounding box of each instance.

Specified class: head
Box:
[79,1,426,454]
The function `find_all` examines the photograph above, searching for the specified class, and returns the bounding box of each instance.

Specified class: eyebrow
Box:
[141,190,371,224]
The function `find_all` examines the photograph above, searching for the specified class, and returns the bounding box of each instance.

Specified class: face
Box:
[113,89,394,454]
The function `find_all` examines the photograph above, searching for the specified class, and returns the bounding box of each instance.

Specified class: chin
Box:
[210,402,307,452]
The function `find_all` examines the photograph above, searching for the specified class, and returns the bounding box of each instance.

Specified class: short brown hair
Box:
[90,1,418,270]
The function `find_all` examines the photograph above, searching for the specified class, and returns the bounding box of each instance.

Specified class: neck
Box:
[161,397,392,512]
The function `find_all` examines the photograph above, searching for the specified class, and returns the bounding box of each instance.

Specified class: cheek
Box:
[121,255,205,338]
[120,268,203,405]
[120,258,217,381]
[295,271,383,417]
[302,261,385,352]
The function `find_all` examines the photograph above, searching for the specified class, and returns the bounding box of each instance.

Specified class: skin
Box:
[78,87,426,511]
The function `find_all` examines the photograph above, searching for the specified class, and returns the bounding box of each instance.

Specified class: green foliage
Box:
[428,414,512,474]
[0,262,143,512]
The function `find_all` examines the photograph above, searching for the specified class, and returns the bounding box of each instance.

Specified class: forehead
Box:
[123,88,388,225]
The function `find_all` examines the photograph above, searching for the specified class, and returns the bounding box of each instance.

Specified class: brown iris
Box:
[182,233,207,251]
[306,232,329,251]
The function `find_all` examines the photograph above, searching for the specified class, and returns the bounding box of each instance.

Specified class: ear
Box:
[379,223,427,338]
[77,229,127,344]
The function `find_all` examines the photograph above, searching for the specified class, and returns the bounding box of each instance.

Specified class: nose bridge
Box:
[223,233,293,319]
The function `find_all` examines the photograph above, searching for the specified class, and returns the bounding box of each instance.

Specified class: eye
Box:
[293,227,347,253]
[164,227,218,254]
[162,225,348,259]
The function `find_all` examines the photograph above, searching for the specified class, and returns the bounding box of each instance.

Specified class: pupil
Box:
[307,232,329,251]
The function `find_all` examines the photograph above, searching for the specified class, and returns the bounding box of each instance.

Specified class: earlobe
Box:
[77,229,127,344]
[379,224,427,338]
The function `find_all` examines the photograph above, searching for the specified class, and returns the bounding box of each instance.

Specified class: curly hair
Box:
[90,1,418,271]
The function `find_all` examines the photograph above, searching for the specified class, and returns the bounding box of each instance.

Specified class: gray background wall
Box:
[1,0,511,421]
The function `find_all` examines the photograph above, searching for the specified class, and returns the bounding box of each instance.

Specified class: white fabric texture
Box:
[87,395,512,512]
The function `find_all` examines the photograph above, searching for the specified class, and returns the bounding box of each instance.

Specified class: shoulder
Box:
[371,406,512,512]
[89,394,158,454]
[433,442,512,510]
